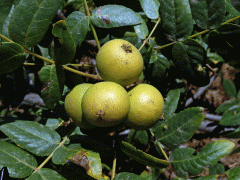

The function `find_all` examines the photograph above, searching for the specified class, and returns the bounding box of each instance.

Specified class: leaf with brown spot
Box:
[66,148,102,179]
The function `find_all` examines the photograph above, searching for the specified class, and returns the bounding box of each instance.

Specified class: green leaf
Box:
[170,140,234,178]
[39,65,62,109]
[215,99,239,113]
[127,129,149,146]
[65,11,89,47]
[223,79,237,97]
[0,141,38,178]
[52,20,76,65]
[27,168,66,180]
[159,0,193,41]
[139,0,160,19]
[226,167,240,180]
[220,107,240,126]
[209,162,225,176]
[163,89,180,120]
[8,0,64,47]
[91,5,141,28]
[134,13,149,39]
[157,107,205,150]
[226,0,240,17]
[189,0,226,29]
[65,147,102,179]
[0,0,14,33]
[114,172,145,180]
[207,51,225,63]
[120,141,170,168]
[0,120,61,157]
[52,143,82,165]
[0,42,26,75]
[45,118,62,130]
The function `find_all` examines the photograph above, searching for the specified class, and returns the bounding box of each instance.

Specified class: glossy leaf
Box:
[223,79,237,97]
[27,168,66,180]
[220,106,240,126]
[139,0,160,19]
[65,11,89,47]
[52,143,82,165]
[163,89,180,120]
[170,140,234,178]
[0,141,37,178]
[189,0,226,29]
[0,42,26,75]
[159,0,193,41]
[114,172,144,180]
[226,167,240,180]
[134,13,149,39]
[39,65,62,109]
[127,129,149,146]
[65,147,102,179]
[120,141,170,168]
[0,0,14,32]
[215,99,239,113]
[0,120,61,157]
[157,107,205,150]
[8,0,64,47]
[91,5,141,28]
[45,118,62,130]
[151,52,170,79]
[52,20,76,65]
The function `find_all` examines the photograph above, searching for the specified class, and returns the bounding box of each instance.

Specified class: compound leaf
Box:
[159,0,193,41]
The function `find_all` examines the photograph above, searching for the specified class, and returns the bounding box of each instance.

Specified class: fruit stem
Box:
[83,0,101,50]
[111,155,117,180]
[138,17,161,52]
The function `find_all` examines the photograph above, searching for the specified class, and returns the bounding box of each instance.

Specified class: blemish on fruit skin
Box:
[121,44,132,53]
[96,109,106,121]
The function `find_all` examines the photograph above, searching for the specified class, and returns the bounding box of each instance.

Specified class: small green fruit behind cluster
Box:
[126,84,164,130]
[64,83,96,129]
[96,39,144,87]
[82,81,130,127]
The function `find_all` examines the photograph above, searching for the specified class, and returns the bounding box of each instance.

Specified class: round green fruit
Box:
[126,84,164,130]
[96,39,144,86]
[82,81,130,127]
[64,83,96,129]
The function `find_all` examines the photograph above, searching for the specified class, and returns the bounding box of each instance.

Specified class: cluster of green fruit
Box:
[64,39,164,130]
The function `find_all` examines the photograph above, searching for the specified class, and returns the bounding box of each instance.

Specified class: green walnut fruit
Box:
[82,81,130,127]
[126,84,164,130]
[64,83,96,129]
[96,39,144,86]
